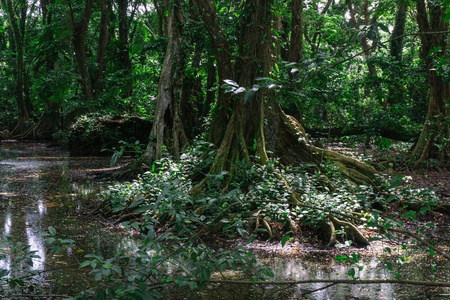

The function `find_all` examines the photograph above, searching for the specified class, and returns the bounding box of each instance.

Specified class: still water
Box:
[0,141,137,296]
[0,142,448,299]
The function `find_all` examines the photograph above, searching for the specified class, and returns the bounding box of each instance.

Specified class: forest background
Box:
[0,0,449,299]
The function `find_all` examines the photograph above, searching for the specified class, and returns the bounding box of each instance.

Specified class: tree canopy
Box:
[0,0,449,298]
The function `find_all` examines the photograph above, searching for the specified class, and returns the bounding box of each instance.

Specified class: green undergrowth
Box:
[1,141,443,299]
[69,141,444,298]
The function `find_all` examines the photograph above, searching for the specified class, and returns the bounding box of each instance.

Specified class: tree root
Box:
[314,146,378,185]
[328,216,370,246]
[322,219,337,246]
[321,215,370,247]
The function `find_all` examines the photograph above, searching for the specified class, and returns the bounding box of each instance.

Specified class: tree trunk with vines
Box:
[144,0,189,164]
[411,0,450,166]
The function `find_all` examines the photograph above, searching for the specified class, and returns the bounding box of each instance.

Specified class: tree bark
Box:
[289,0,303,63]
[386,2,407,107]
[411,0,450,165]
[117,0,133,101]
[68,0,94,104]
[93,0,109,95]
[191,0,234,146]
[144,0,188,164]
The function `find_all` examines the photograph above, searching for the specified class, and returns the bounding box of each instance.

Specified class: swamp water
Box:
[0,142,448,299]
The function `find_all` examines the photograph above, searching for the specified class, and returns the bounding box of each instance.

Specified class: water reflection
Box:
[0,141,135,295]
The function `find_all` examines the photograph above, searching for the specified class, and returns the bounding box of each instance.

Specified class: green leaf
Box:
[350,254,360,263]
[79,261,91,269]
[111,266,122,275]
[134,205,153,213]
[388,180,402,190]
[244,86,259,103]
[48,226,56,236]
[445,7,450,22]
[386,195,397,202]
[246,234,256,244]
[403,211,416,220]
[0,269,9,278]
[428,247,435,257]
[129,195,145,209]
[237,227,246,237]
[385,262,393,271]
[347,268,356,277]
[103,263,113,269]
[281,235,290,247]
[378,23,389,33]
[336,255,349,262]
[45,237,56,244]
[265,267,275,278]
[189,281,197,291]
[419,206,429,215]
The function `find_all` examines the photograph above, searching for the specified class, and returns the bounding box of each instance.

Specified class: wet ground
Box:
[0,141,137,296]
[0,141,448,299]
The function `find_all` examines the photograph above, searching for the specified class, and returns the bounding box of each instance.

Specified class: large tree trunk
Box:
[191,0,377,196]
[411,0,450,165]
[144,0,188,164]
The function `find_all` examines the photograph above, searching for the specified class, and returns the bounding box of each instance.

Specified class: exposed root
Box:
[329,216,369,246]
[314,146,378,185]
[322,219,337,246]
[261,217,273,240]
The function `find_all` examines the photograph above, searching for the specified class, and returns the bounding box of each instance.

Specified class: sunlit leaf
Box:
[336,255,348,262]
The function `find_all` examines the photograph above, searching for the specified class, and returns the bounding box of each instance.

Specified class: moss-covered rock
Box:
[67,115,152,156]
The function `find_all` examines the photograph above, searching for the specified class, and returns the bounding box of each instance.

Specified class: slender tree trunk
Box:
[347,0,377,78]
[304,0,332,52]
[68,0,94,104]
[153,0,165,37]
[289,0,303,63]
[202,52,216,118]
[117,0,133,101]
[386,2,407,107]
[93,0,109,95]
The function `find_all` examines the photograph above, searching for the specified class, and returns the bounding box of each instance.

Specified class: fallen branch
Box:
[207,278,450,287]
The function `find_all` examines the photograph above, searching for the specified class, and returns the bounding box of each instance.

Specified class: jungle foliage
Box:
[0,0,449,299]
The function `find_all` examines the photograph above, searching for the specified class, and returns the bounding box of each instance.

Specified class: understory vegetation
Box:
[0,0,449,298]
[66,140,446,299]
